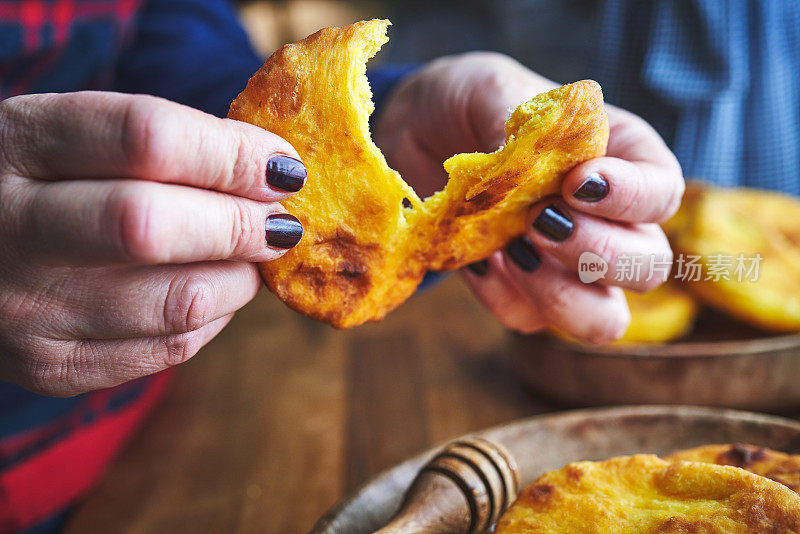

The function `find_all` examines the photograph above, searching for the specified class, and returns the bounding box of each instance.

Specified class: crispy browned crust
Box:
[228,20,609,327]
[496,454,800,533]
[667,444,800,494]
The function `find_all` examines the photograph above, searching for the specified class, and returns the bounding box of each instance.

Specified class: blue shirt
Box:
[597,0,800,194]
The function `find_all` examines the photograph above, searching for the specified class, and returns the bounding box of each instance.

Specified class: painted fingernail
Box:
[506,237,541,272]
[266,213,303,249]
[573,173,609,202]
[466,259,490,276]
[267,155,306,192]
[533,204,574,242]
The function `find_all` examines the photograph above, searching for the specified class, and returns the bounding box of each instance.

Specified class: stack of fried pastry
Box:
[662,183,800,334]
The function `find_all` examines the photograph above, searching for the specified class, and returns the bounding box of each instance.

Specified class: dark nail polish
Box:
[506,237,541,272]
[573,173,609,202]
[533,204,574,242]
[267,155,306,192]
[266,213,303,249]
[466,259,490,276]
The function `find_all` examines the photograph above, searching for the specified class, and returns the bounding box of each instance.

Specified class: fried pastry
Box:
[228,19,609,327]
[666,183,800,332]
[618,282,699,343]
[495,454,800,533]
[667,443,800,493]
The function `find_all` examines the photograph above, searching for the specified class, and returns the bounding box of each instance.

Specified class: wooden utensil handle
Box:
[373,437,520,534]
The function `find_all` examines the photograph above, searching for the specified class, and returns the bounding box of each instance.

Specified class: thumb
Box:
[459,53,559,152]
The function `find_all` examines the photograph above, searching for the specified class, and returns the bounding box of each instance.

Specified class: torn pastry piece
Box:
[228,19,609,327]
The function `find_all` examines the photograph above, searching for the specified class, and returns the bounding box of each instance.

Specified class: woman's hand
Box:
[376,52,683,343]
[0,92,305,395]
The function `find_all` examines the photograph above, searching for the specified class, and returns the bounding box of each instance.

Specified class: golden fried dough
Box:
[666,183,800,332]
[618,282,699,343]
[667,444,800,493]
[228,19,609,327]
[495,454,800,533]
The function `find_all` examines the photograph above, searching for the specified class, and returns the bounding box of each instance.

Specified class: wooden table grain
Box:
[62,276,554,534]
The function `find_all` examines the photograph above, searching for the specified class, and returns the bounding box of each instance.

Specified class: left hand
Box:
[375,52,684,344]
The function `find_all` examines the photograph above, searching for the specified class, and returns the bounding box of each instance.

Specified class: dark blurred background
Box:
[236,0,598,84]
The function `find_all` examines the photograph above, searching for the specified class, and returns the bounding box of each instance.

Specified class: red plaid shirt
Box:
[0,0,141,99]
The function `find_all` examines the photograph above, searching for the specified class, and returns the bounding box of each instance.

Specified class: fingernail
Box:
[466,259,490,276]
[267,155,306,192]
[266,213,303,249]
[506,237,541,272]
[533,204,574,242]
[573,173,609,202]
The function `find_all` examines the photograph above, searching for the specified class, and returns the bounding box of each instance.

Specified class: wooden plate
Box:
[513,312,800,410]
[311,405,800,533]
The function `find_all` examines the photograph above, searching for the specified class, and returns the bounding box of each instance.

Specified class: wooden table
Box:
[63,276,555,533]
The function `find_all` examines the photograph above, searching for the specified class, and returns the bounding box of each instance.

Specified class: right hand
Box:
[0,92,306,396]
[376,52,682,344]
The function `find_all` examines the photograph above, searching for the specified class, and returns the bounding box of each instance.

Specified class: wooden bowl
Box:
[513,312,800,411]
[311,405,800,533]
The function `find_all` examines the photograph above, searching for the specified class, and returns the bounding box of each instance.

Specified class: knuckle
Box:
[22,340,86,397]
[0,94,35,126]
[587,232,618,267]
[0,99,15,168]
[624,112,655,135]
[163,273,215,334]
[0,286,66,338]
[108,183,164,263]
[630,231,673,291]
[470,280,544,334]
[458,50,517,70]
[616,172,646,220]
[161,331,203,367]
[537,279,574,322]
[228,198,259,256]
[227,123,263,190]
[6,178,44,256]
[0,290,34,323]
[119,96,176,175]
[642,250,675,292]
[0,95,43,175]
